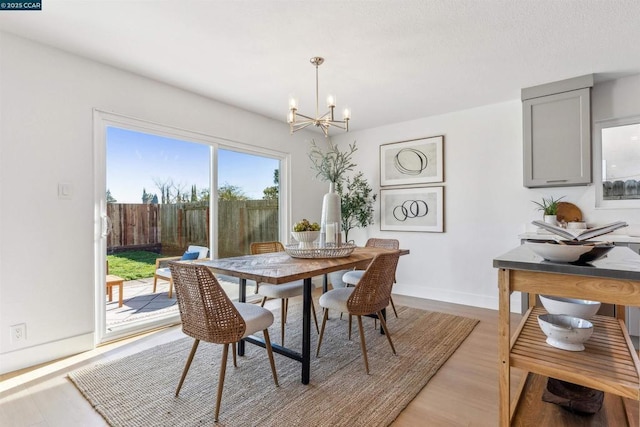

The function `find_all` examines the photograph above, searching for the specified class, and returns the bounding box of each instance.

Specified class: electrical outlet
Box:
[10,323,26,343]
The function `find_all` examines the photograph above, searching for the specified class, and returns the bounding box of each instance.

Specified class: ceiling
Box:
[2,0,640,133]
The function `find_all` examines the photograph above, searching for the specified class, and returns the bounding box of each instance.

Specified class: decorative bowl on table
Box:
[291,231,320,249]
[539,295,601,319]
[284,242,356,259]
[537,314,594,351]
[524,239,614,263]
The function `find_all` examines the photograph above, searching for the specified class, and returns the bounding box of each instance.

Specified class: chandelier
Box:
[287,57,350,137]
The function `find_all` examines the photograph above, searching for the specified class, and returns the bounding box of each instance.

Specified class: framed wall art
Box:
[380,186,444,232]
[380,135,444,186]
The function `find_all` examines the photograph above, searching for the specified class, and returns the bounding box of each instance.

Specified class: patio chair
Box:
[316,251,400,374]
[250,241,319,346]
[169,262,278,423]
[154,245,209,298]
[342,238,400,318]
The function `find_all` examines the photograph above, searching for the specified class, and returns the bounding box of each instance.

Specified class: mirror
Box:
[595,116,640,208]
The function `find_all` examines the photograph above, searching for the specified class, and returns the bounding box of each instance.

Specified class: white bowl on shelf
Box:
[525,240,592,263]
[537,314,594,351]
[539,295,601,319]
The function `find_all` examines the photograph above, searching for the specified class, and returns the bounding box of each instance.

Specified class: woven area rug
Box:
[69,304,478,427]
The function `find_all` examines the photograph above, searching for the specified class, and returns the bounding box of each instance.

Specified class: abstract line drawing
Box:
[394,148,429,176]
[380,135,444,186]
[381,187,444,232]
[392,199,429,221]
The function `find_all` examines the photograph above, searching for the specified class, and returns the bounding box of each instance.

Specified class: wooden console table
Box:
[494,245,640,426]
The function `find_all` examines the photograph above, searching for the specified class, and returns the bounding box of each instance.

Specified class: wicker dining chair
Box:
[250,241,319,345]
[169,262,279,423]
[342,238,400,318]
[316,251,400,374]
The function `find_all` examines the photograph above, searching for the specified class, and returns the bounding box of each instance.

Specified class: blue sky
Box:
[106,127,279,203]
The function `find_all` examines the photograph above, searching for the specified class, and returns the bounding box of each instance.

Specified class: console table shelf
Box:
[512,307,640,400]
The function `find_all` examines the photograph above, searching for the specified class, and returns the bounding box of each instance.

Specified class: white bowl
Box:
[291,231,320,249]
[537,314,593,351]
[540,295,601,319]
[525,241,592,262]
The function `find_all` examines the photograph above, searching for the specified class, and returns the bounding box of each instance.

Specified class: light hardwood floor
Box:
[0,293,618,426]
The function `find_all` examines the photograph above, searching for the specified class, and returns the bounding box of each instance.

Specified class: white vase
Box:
[320,182,342,247]
[544,215,558,226]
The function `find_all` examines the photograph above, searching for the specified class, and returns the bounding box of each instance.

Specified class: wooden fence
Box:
[603,180,640,199]
[107,200,278,257]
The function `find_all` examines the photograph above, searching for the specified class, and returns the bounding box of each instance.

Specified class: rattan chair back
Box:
[250,241,285,255]
[169,262,246,344]
[347,251,400,316]
[365,238,400,250]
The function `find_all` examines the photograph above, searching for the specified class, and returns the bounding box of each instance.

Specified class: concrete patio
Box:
[105,275,258,330]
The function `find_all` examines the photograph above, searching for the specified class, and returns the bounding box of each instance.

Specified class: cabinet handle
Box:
[546,179,568,183]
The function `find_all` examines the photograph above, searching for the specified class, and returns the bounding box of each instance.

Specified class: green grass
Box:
[107,251,165,280]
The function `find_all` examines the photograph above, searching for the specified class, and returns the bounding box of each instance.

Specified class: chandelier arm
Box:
[317,111,333,120]
[294,112,317,121]
[326,123,347,130]
[291,122,315,131]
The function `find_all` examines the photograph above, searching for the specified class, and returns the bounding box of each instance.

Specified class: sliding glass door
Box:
[94,111,287,343]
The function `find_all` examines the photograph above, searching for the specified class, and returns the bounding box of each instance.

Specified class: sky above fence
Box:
[106,127,279,203]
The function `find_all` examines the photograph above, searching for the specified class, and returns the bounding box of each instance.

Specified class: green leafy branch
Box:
[308,139,357,183]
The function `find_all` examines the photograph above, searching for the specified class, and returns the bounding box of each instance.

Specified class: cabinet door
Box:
[523,88,591,187]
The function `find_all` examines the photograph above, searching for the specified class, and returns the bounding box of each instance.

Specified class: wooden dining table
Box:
[197,246,408,384]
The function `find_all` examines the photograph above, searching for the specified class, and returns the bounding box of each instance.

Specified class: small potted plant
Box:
[532,196,565,225]
[292,219,321,249]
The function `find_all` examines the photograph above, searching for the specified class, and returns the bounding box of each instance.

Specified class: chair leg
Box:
[232,342,237,368]
[153,275,158,293]
[377,311,397,355]
[168,278,174,299]
[214,343,229,422]
[311,299,320,334]
[263,329,279,387]
[348,314,352,340]
[390,295,399,318]
[356,316,370,374]
[175,339,200,396]
[316,308,329,357]
[260,296,267,307]
[280,298,287,346]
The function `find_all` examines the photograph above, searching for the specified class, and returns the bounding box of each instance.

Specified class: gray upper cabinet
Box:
[522,75,593,188]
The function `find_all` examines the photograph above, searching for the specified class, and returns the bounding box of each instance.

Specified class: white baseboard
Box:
[393,283,523,313]
[0,332,94,375]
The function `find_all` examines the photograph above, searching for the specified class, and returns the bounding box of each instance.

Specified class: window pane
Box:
[217,149,280,258]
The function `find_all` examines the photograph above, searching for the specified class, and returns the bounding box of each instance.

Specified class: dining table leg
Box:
[302,277,312,384]
[238,278,247,356]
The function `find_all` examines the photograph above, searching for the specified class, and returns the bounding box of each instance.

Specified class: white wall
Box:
[332,73,640,309]
[2,30,640,374]
[0,33,325,374]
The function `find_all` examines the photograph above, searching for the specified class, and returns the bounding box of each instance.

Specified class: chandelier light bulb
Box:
[327,94,335,108]
[343,108,351,120]
[289,97,298,110]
